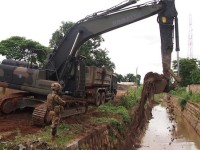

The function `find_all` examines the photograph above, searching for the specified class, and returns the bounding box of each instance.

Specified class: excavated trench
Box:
[133,72,200,150]
[1,79,200,149]
[138,103,200,149]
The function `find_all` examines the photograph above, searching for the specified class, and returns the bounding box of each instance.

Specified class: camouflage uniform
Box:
[46,83,66,140]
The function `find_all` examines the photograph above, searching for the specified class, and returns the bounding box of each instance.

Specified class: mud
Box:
[1,80,200,150]
[0,108,40,141]
[0,86,147,150]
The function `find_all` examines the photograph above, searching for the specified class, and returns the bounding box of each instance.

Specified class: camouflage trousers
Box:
[49,111,61,128]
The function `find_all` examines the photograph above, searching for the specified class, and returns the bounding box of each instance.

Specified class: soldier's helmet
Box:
[51,82,62,91]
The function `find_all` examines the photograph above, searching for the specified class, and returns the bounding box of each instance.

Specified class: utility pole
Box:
[188,14,193,59]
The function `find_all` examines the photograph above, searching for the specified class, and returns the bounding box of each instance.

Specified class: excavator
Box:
[0,0,180,126]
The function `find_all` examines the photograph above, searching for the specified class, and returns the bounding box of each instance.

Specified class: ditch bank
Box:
[1,88,152,150]
[166,95,200,137]
[66,105,152,150]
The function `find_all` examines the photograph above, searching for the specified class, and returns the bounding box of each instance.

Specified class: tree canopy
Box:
[172,58,200,86]
[0,36,49,66]
[49,21,115,70]
[116,73,141,85]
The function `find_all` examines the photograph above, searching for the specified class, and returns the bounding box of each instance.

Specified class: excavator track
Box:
[0,92,30,114]
[32,99,88,126]
[32,103,49,126]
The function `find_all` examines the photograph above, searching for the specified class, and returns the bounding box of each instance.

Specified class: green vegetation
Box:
[170,87,200,108]
[94,86,141,132]
[119,86,141,109]
[189,93,200,103]
[98,102,130,124]
[49,21,115,70]
[116,74,141,85]
[0,36,49,66]
[1,86,141,149]
[172,58,200,86]
[92,116,125,133]
[1,123,83,149]
[179,96,189,110]
[170,87,189,98]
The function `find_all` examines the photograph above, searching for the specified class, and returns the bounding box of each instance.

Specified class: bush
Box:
[179,95,189,110]
[98,102,130,124]
[170,87,188,97]
[119,86,141,110]
[170,87,200,103]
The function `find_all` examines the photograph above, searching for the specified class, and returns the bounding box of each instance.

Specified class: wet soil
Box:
[0,108,40,141]
[1,86,200,150]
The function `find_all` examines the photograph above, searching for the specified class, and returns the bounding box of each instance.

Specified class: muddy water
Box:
[139,104,200,150]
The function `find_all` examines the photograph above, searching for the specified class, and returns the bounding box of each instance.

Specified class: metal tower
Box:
[188,14,193,58]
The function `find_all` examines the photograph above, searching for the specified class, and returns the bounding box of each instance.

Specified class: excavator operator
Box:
[46,82,66,140]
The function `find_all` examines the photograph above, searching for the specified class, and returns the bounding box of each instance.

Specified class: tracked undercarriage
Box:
[32,96,88,126]
[0,92,88,126]
[0,92,38,114]
[0,0,179,130]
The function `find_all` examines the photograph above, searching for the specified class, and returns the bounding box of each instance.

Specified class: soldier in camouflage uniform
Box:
[46,82,66,140]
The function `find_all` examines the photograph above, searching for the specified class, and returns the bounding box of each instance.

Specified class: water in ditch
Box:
[138,104,200,150]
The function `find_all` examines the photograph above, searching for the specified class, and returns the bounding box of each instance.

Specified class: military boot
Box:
[51,127,57,141]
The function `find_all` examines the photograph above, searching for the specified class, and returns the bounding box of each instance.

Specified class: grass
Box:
[170,87,200,109]
[95,86,141,132]
[188,92,200,103]
[2,123,83,149]
[91,117,124,131]
[1,86,141,149]
[98,102,130,124]
[119,86,142,110]
[170,87,189,98]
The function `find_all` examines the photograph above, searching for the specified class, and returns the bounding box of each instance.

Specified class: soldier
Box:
[46,82,66,140]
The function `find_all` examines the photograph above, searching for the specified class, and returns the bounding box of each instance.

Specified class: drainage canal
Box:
[138,104,200,150]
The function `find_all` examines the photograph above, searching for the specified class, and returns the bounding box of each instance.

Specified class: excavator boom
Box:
[0,0,180,126]
[0,0,179,94]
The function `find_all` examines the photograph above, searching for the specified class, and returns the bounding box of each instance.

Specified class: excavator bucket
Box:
[143,72,168,94]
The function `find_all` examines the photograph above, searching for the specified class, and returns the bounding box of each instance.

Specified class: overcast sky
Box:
[0,0,199,81]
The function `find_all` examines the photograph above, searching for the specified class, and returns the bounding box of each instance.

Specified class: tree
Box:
[49,21,74,48]
[116,74,124,83]
[0,36,49,66]
[124,73,136,82]
[116,73,141,84]
[190,69,200,84]
[49,21,115,70]
[172,58,198,86]
[136,74,141,85]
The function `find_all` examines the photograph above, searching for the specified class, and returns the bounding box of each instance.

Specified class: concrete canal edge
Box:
[65,94,200,150]
[167,95,200,137]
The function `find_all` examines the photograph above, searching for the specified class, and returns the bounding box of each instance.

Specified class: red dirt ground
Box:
[0,108,40,141]
[0,89,127,141]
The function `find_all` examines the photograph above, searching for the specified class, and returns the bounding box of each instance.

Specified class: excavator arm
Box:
[0,0,180,125]
[0,0,179,96]
[45,0,179,87]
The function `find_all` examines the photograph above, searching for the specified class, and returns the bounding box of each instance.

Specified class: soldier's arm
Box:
[54,95,66,106]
